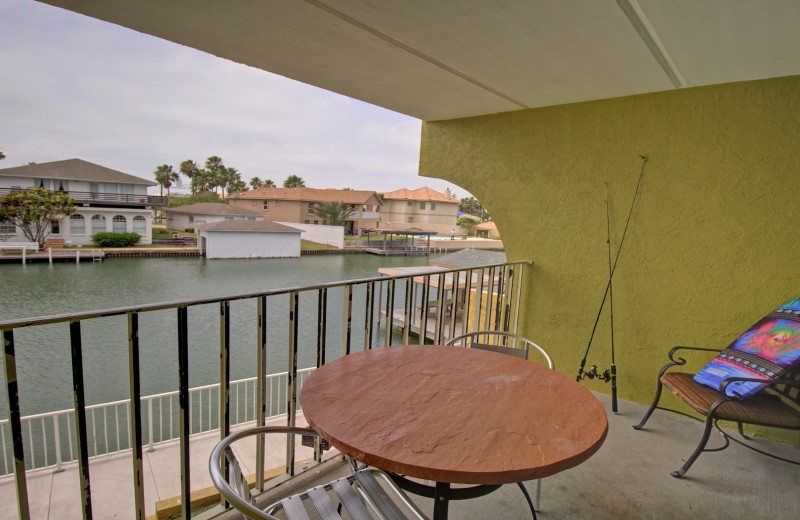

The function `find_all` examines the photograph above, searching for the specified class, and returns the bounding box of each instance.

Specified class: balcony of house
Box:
[0,259,797,519]
[0,187,168,207]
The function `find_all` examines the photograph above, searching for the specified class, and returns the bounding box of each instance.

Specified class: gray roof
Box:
[198,221,301,233]
[429,249,507,269]
[0,159,157,186]
[165,203,264,216]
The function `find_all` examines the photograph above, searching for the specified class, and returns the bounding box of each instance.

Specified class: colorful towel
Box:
[693,297,800,398]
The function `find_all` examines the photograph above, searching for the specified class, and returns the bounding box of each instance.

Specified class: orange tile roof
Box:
[381,187,459,203]
[231,187,380,205]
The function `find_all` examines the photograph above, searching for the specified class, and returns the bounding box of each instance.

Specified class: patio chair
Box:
[633,297,800,477]
[209,425,429,520]
[445,330,554,518]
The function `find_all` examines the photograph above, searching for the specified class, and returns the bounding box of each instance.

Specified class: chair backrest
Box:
[445,330,554,369]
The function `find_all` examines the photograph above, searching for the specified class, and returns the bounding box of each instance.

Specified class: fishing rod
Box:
[576,155,648,413]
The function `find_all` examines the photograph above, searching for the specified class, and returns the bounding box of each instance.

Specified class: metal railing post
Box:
[256,296,267,490]
[176,307,190,520]
[69,320,93,520]
[127,312,145,519]
[2,329,31,520]
[286,291,299,476]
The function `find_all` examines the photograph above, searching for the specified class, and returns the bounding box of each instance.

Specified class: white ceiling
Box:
[40,0,800,121]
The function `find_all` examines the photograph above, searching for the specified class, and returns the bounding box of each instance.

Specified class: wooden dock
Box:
[0,248,105,263]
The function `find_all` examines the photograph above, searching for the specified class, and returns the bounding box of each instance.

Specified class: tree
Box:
[283,175,305,188]
[263,179,276,188]
[249,177,263,189]
[168,191,226,207]
[180,160,200,193]
[0,188,77,247]
[228,179,247,195]
[153,164,179,197]
[312,201,355,226]
[456,214,483,235]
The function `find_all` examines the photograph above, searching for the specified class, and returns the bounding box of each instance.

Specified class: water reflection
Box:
[0,255,433,415]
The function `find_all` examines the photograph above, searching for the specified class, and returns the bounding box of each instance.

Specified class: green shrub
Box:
[91,232,141,247]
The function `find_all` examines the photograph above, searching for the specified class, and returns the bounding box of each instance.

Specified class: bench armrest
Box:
[719,375,800,400]
[659,346,722,379]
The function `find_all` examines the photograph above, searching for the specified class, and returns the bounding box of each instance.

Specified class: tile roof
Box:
[381,187,459,203]
[196,221,301,232]
[231,187,380,205]
[0,159,157,186]
[165,203,264,216]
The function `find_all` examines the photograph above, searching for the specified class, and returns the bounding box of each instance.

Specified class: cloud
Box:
[0,0,470,197]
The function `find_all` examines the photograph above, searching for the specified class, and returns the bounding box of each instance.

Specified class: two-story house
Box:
[0,159,165,246]
[379,187,460,234]
[228,187,382,235]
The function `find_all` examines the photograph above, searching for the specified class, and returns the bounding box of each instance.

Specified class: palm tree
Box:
[154,164,179,197]
[180,160,200,193]
[312,201,355,226]
[283,174,306,188]
[249,177,263,189]
[264,179,276,188]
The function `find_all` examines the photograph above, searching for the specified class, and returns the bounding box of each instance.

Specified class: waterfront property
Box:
[0,159,165,246]
[164,203,264,231]
[5,2,800,519]
[228,187,382,236]
[196,220,302,259]
[378,187,461,235]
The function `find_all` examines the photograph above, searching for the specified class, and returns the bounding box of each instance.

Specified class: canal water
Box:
[0,254,436,417]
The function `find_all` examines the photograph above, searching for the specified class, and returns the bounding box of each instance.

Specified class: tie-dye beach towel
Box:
[693,297,800,399]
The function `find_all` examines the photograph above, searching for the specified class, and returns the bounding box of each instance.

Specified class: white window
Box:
[91,215,106,234]
[252,200,256,205]
[263,200,269,210]
[305,220,310,224]
[224,217,233,221]
[407,201,412,206]
[407,217,413,223]
[112,215,127,233]
[419,202,426,210]
[51,220,60,234]
[314,220,319,225]
[307,202,315,214]
[0,219,15,234]
[275,200,280,205]
[132,216,146,234]
[70,214,85,235]
[430,202,436,210]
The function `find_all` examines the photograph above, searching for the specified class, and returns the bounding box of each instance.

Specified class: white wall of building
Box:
[65,207,153,245]
[277,222,344,249]
[200,230,301,258]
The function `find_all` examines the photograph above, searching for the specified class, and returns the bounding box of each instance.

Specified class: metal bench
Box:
[633,346,800,477]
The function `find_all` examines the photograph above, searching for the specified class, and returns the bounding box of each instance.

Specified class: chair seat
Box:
[267,468,426,520]
[661,372,800,428]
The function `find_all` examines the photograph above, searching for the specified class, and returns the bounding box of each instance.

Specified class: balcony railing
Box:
[0,188,167,207]
[0,260,529,520]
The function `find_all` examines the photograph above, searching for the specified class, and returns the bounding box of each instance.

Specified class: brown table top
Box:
[300,345,608,485]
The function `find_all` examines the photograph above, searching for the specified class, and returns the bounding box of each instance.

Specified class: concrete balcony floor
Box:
[3,393,798,519]
[209,392,798,520]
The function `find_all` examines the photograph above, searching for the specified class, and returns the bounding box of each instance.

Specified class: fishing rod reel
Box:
[577,363,611,382]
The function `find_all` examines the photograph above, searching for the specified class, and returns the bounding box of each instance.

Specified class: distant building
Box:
[0,159,164,246]
[474,221,499,239]
[379,187,460,234]
[228,187,382,235]
[196,220,301,259]
[164,202,264,231]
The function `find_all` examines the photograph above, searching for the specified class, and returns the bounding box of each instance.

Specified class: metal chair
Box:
[444,330,554,519]
[209,425,429,520]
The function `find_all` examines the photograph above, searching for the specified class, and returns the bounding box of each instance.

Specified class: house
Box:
[0,159,164,246]
[379,187,460,234]
[164,202,264,231]
[228,187,382,235]
[474,221,499,239]
[196,220,301,258]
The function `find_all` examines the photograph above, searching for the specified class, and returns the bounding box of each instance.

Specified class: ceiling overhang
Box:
[38,0,800,121]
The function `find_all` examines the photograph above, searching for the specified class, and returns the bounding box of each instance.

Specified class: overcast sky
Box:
[0,0,469,198]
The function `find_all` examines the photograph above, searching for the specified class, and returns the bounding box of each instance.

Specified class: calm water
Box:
[0,254,435,416]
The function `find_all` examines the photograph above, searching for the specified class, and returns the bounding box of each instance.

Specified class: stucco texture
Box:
[420,76,800,419]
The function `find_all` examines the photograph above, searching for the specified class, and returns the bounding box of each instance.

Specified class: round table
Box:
[300,345,608,517]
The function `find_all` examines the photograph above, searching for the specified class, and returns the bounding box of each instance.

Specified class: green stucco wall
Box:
[420,76,800,427]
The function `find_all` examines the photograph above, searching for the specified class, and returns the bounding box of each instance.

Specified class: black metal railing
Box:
[0,260,529,520]
[0,188,167,207]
